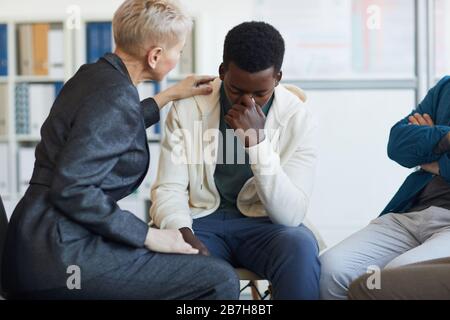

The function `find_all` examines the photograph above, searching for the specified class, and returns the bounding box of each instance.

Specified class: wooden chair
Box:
[236,268,272,300]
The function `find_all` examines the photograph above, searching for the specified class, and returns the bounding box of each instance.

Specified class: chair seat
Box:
[235,268,263,281]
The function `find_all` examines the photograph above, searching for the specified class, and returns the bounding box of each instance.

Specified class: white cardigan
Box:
[150,78,324,249]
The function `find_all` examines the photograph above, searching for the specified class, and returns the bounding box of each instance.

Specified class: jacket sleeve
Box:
[49,86,149,247]
[387,78,450,169]
[140,97,160,129]
[150,103,193,230]
[246,109,318,227]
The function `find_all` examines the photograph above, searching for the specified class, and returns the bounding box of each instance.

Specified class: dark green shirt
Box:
[407,176,450,212]
[214,84,274,209]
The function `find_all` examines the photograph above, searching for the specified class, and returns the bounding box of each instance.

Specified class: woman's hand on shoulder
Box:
[154,75,216,108]
[170,75,216,99]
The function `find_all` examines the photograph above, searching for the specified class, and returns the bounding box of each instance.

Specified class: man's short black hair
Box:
[223,21,285,74]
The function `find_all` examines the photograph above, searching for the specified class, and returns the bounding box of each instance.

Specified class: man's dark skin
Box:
[179,61,282,256]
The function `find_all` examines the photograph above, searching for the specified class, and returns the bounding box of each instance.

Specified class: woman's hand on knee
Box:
[145,228,199,254]
[179,227,211,256]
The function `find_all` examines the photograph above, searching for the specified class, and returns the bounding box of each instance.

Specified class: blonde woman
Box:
[2,0,239,299]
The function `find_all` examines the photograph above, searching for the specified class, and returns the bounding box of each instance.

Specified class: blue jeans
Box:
[192,208,321,300]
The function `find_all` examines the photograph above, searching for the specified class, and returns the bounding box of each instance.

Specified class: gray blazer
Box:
[2,53,160,295]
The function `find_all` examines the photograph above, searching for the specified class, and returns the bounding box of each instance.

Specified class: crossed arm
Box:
[387,79,450,182]
[400,112,450,177]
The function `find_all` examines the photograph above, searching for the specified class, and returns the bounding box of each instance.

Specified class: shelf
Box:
[0,76,8,83]
[0,193,20,200]
[166,74,201,82]
[16,135,41,142]
[15,75,65,83]
[121,194,152,202]
[148,136,162,142]
[0,135,9,142]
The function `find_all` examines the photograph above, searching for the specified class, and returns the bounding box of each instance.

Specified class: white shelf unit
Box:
[0,19,73,219]
[0,15,198,222]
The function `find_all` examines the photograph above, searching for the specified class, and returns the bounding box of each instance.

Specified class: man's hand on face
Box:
[224,95,266,148]
[178,227,210,256]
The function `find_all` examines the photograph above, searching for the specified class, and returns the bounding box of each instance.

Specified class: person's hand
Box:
[409,114,441,173]
[154,75,216,108]
[179,227,210,256]
[224,95,266,148]
[421,162,440,175]
[145,228,199,254]
[408,113,434,126]
[170,75,216,99]
[434,132,450,154]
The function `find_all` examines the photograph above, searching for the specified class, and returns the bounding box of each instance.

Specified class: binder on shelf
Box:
[86,23,100,63]
[15,83,56,135]
[0,143,8,194]
[17,23,63,76]
[153,82,162,135]
[32,23,49,76]
[138,143,161,200]
[15,83,30,134]
[86,22,112,63]
[0,24,7,76]
[0,84,7,136]
[168,21,195,79]
[101,22,113,56]
[18,146,35,194]
[17,24,34,75]
[179,21,195,75]
[54,81,64,97]
[48,25,64,78]
[28,84,55,136]
[137,81,164,139]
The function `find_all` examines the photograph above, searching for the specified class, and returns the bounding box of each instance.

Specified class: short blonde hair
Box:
[113,0,192,58]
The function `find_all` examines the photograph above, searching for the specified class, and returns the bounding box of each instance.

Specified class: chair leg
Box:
[250,281,260,300]
[267,284,273,300]
[240,280,271,300]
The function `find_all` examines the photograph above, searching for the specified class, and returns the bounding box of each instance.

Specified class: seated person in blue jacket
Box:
[320,76,450,300]
[150,21,324,300]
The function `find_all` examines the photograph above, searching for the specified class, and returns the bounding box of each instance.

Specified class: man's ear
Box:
[275,71,283,86]
[147,47,163,69]
[219,63,226,81]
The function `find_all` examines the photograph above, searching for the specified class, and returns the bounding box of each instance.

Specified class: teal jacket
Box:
[381,76,450,215]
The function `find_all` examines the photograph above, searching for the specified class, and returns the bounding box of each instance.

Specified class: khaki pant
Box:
[320,206,450,299]
[348,258,450,300]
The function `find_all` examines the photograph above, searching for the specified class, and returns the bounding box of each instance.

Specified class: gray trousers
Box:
[348,257,450,300]
[320,206,450,300]
[13,252,240,300]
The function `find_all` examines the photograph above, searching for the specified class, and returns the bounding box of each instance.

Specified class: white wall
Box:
[306,89,415,247]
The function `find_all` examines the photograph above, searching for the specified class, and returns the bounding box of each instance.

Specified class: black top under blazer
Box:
[2,53,160,294]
